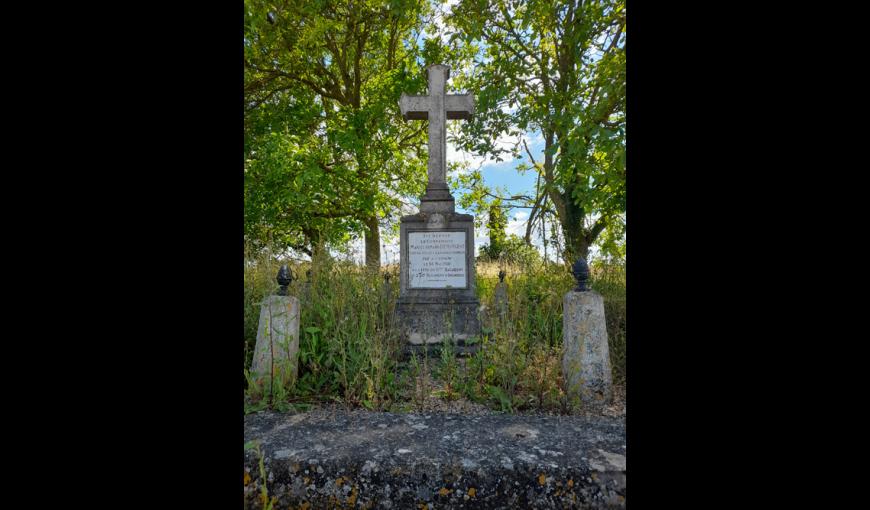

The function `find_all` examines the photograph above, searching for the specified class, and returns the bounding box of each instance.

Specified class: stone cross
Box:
[399,64,474,186]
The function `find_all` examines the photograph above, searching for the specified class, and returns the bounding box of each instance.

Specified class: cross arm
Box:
[399,94,430,120]
[445,94,474,119]
[399,93,475,120]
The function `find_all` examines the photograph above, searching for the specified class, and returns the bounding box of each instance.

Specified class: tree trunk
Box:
[363,215,381,270]
[562,225,590,266]
[311,238,329,268]
[559,195,590,266]
[304,227,330,268]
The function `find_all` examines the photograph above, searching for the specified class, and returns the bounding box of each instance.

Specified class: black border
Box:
[42,0,804,505]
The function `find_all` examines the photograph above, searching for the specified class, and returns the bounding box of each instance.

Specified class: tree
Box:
[482,198,507,259]
[244,0,432,267]
[448,0,625,264]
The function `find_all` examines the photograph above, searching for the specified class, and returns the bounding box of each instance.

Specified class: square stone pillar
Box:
[562,291,612,410]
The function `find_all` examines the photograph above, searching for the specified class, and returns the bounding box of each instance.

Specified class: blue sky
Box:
[364,125,552,267]
[344,0,623,265]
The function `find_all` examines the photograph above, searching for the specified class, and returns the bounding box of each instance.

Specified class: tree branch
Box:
[586,215,608,243]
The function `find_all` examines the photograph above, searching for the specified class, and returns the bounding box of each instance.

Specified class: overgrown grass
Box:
[244,254,625,414]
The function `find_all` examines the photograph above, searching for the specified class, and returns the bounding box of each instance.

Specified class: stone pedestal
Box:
[250,295,300,386]
[562,291,612,409]
[396,200,480,357]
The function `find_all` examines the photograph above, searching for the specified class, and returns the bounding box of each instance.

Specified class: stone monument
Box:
[395,64,480,356]
[562,257,613,410]
[250,265,300,387]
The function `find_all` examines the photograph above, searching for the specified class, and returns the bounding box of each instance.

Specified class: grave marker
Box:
[395,64,480,355]
[250,265,300,387]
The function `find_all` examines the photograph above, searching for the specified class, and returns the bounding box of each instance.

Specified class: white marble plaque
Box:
[408,231,467,288]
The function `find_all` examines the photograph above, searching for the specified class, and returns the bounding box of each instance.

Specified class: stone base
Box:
[419,181,455,213]
[562,291,612,410]
[395,297,480,356]
[400,337,480,360]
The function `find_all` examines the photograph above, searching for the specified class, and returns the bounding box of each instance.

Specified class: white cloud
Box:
[506,210,529,238]
[446,129,532,177]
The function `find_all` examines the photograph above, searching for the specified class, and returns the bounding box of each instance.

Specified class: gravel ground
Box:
[244,406,626,509]
[250,377,626,420]
[393,363,626,419]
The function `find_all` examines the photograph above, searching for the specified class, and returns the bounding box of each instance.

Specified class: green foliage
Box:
[244,0,432,256]
[243,0,626,264]
[433,337,460,400]
[245,441,276,510]
[479,234,542,268]
[467,260,626,410]
[244,257,625,414]
[244,251,403,411]
[447,0,626,262]
[480,199,507,259]
[486,384,513,412]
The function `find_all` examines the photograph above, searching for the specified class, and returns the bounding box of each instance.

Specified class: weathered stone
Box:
[399,64,474,188]
[245,409,626,509]
[562,291,612,410]
[250,295,300,386]
[396,211,480,354]
[395,64,480,355]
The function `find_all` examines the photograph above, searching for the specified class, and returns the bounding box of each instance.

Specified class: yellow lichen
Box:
[347,486,358,507]
[538,473,546,486]
[567,479,574,488]
[336,477,345,486]
[467,487,476,498]
[299,502,310,510]
[243,472,251,486]
[438,487,452,497]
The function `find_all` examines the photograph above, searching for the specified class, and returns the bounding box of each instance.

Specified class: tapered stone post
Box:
[562,258,612,409]
[250,266,300,386]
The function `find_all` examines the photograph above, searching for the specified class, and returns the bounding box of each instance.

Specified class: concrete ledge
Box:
[244,409,626,509]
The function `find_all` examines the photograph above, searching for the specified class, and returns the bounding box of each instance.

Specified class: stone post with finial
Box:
[562,257,612,411]
[250,264,301,388]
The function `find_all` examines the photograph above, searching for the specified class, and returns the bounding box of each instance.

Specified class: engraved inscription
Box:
[408,231,467,289]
